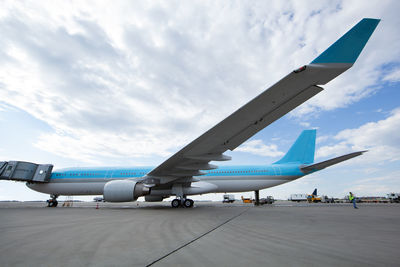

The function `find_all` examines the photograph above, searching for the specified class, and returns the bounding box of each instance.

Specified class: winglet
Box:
[311,18,380,64]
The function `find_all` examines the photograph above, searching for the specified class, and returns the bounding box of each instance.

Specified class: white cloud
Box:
[0,0,399,165]
[341,170,400,196]
[236,139,284,157]
[316,135,330,144]
[299,122,311,127]
[316,108,400,163]
[383,68,400,83]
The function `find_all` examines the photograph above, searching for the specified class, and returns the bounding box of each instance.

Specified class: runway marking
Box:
[146,207,250,267]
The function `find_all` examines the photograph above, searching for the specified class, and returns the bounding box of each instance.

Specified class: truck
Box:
[223,194,235,203]
[387,193,400,203]
[320,195,335,203]
[259,196,275,205]
[289,194,307,202]
[93,197,104,202]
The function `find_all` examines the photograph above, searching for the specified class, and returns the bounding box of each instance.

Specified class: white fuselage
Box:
[26,164,304,197]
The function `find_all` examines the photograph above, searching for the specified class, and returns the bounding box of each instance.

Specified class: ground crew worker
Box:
[349,192,358,209]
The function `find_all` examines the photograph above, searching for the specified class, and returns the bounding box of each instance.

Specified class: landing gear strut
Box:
[47,195,58,207]
[254,190,260,206]
[171,198,194,208]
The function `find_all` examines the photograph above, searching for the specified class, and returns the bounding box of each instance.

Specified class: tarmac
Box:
[0,201,399,267]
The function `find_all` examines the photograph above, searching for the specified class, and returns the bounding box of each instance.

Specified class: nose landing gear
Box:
[47,195,58,207]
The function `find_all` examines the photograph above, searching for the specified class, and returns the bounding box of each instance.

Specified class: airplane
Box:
[0,18,380,208]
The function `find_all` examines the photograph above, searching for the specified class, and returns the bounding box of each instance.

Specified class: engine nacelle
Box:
[144,195,164,202]
[103,180,150,202]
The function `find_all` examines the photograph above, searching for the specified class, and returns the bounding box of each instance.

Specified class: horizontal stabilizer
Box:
[301,151,366,173]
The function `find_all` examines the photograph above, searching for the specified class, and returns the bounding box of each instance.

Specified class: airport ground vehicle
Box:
[241,196,253,203]
[307,189,321,203]
[289,194,308,202]
[307,196,321,203]
[320,195,335,203]
[223,194,235,203]
[387,193,400,203]
[259,196,274,205]
[93,197,104,202]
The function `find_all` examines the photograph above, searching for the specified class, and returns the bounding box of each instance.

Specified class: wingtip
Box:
[362,18,381,22]
[311,18,380,64]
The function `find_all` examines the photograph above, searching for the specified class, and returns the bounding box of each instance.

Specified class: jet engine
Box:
[103,180,150,202]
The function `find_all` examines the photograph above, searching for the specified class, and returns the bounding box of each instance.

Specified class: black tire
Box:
[184,199,194,208]
[171,199,180,208]
[53,201,58,207]
[183,199,192,208]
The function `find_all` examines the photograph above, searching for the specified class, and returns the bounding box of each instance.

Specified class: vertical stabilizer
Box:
[274,130,316,164]
[312,188,317,196]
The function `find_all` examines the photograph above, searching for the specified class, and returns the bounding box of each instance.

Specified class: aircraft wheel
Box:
[53,201,58,207]
[183,199,194,208]
[171,199,181,208]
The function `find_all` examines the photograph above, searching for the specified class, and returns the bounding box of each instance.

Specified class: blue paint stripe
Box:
[50,164,304,179]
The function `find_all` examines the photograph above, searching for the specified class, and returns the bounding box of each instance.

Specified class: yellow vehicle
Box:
[241,196,253,203]
[307,195,321,203]
[307,189,321,203]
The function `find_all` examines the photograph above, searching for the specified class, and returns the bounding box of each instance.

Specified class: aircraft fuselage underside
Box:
[26,175,301,196]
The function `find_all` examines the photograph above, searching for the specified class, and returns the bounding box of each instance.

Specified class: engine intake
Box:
[103,180,150,202]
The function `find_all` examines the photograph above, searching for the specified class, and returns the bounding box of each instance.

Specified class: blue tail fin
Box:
[312,188,317,196]
[274,130,316,164]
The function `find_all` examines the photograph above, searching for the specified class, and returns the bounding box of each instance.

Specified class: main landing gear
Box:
[47,195,58,207]
[171,198,194,208]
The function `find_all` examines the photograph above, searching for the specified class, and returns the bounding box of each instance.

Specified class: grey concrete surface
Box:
[0,201,399,266]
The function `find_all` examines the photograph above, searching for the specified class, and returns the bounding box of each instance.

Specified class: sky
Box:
[0,0,399,202]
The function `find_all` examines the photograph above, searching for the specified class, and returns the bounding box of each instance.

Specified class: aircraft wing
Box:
[145,18,380,185]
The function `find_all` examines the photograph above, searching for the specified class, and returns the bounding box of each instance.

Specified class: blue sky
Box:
[0,0,399,201]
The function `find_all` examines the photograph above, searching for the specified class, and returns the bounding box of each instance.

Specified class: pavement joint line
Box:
[145,207,250,267]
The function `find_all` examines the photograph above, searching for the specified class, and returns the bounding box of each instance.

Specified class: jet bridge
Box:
[0,161,53,183]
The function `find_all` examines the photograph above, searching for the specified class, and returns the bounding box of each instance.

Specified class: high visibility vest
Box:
[349,195,354,201]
